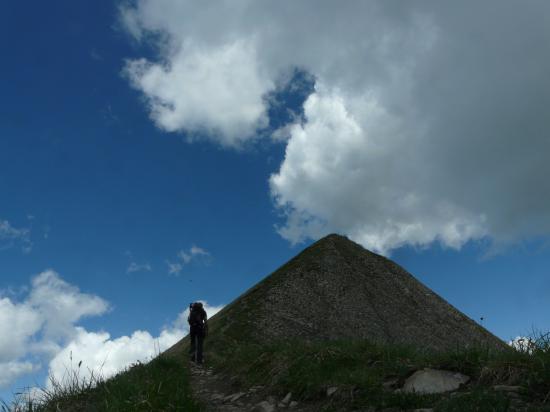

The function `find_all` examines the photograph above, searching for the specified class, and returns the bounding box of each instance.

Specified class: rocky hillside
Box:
[167,234,506,357]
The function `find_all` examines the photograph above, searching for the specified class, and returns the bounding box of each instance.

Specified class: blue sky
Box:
[2,0,550,402]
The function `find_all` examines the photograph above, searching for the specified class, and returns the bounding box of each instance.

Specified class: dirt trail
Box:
[188,362,309,412]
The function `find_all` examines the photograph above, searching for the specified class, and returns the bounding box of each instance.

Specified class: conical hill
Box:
[167,234,507,355]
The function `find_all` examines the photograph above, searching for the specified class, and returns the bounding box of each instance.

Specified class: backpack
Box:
[188,303,204,328]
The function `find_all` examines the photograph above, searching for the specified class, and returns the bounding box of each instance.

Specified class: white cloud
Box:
[167,245,211,274]
[0,219,32,253]
[124,39,272,147]
[127,262,152,273]
[121,1,550,254]
[166,260,183,276]
[0,271,109,388]
[48,328,171,386]
[178,245,210,264]
[509,336,537,354]
[270,87,488,254]
[28,270,110,341]
[190,245,208,256]
[0,361,39,387]
[177,252,191,264]
[0,298,42,362]
[124,251,151,273]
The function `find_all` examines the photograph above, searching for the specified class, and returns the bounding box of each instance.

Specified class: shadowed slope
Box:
[166,234,506,357]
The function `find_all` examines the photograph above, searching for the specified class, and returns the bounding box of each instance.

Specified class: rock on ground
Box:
[401,368,469,394]
[252,400,276,412]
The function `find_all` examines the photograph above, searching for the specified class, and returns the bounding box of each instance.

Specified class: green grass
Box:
[1,356,201,412]
[6,332,550,411]
[206,331,550,411]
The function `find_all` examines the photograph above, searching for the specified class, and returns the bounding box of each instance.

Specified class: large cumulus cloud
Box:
[121,1,550,253]
[0,270,110,388]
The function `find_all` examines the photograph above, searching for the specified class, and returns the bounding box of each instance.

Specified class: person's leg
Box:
[189,329,197,362]
[196,332,204,364]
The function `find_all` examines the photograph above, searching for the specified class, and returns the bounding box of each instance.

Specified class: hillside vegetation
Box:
[206,333,550,411]
[4,334,550,411]
[2,356,200,412]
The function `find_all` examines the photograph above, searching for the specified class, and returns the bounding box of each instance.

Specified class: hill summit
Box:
[170,234,506,355]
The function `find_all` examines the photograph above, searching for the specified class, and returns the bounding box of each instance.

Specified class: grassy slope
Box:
[2,356,201,412]
[6,335,550,411]
[207,336,550,411]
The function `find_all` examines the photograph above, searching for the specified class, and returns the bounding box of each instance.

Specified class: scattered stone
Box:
[225,392,246,403]
[493,385,522,393]
[252,400,276,412]
[281,392,292,404]
[210,393,225,401]
[401,368,470,394]
[289,401,299,408]
[327,386,338,397]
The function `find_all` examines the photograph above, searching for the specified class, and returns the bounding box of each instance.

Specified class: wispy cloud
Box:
[124,251,152,274]
[101,104,119,124]
[43,225,50,240]
[126,262,152,274]
[177,245,210,264]
[90,48,103,61]
[0,219,32,253]
[166,261,183,276]
[167,245,211,275]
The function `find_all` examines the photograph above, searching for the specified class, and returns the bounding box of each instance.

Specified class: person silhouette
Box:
[188,301,208,364]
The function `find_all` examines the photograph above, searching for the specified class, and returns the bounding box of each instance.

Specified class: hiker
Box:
[188,301,208,364]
